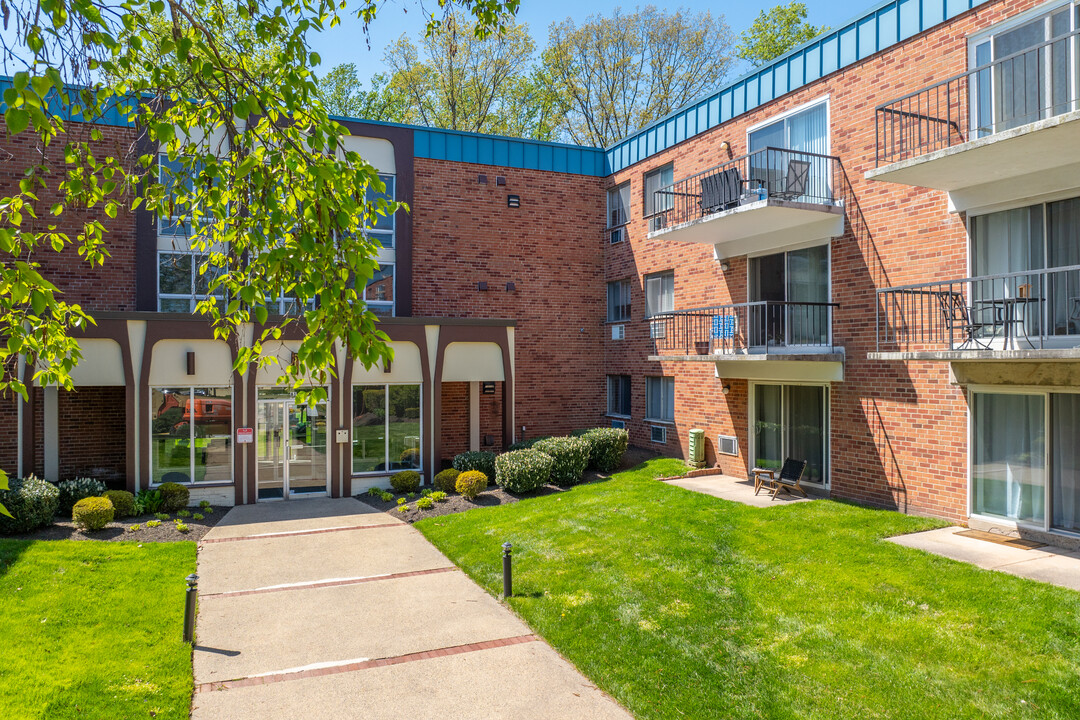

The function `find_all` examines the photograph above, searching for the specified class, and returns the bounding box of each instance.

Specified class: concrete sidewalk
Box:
[889,526,1080,591]
[190,498,631,719]
[663,474,816,508]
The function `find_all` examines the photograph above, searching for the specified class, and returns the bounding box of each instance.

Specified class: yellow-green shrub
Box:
[455,470,488,500]
[72,496,115,531]
[434,468,461,493]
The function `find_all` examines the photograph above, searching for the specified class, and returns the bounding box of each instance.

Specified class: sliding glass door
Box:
[970,389,1080,533]
[748,245,830,348]
[753,384,829,486]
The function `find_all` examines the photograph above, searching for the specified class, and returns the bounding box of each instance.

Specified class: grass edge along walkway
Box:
[0,539,197,720]
[416,458,1080,720]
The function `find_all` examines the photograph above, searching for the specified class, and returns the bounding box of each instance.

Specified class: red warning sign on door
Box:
[237,427,254,444]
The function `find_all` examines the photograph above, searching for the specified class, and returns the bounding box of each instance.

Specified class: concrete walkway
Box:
[663,474,816,508]
[889,526,1080,591]
[190,498,631,719]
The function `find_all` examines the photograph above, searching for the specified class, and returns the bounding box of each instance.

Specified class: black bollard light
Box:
[183,573,198,643]
[502,542,513,598]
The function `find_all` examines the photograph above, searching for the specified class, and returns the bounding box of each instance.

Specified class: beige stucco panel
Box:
[352,341,422,384]
[340,135,395,174]
[442,342,505,382]
[150,339,234,386]
[35,339,126,387]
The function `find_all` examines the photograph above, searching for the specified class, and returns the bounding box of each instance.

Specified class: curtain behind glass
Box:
[786,386,826,484]
[972,393,1046,524]
[1048,198,1080,335]
[1052,393,1080,531]
[787,245,829,345]
[993,18,1046,131]
[972,207,1044,336]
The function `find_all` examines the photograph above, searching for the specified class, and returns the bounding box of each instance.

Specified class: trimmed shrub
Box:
[452,451,497,480]
[56,477,107,515]
[494,450,553,494]
[508,436,552,451]
[403,407,420,419]
[433,468,461,494]
[455,470,488,500]
[390,470,421,493]
[72,496,114,531]
[399,448,420,467]
[0,476,60,534]
[103,490,136,518]
[158,482,190,512]
[581,428,630,472]
[533,436,590,487]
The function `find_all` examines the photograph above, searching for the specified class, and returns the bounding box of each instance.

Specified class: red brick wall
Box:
[0,124,139,312]
[57,387,127,488]
[412,159,607,442]
[440,381,469,463]
[0,396,17,475]
[601,0,1050,522]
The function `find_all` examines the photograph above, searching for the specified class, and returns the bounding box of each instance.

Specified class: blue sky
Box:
[310,0,858,80]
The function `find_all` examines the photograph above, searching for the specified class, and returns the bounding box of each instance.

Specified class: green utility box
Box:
[688,428,706,468]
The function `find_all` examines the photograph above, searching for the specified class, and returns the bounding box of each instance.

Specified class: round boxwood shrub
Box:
[581,428,630,473]
[452,451,497,480]
[455,470,488,500]
[0,475,60,534]
[158,482,190,512]
[399,448,420,468]
[494,449,554,494]
[532,436,590,487]
[390,470,421,493]
[433,468,461,494]
[56,477,107,515]
[72,496,115,531]
[103,490,136,518]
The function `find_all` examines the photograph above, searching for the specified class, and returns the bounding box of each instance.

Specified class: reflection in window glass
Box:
[352,384,422,473]
[972,392,1045,524]
[365,264,395,316]
[388,385,421,471]
[353,385,387,473]
[151,387,233,484]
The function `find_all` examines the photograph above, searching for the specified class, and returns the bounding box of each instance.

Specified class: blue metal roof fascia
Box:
[603,0,992,174]
[0,77,135,127]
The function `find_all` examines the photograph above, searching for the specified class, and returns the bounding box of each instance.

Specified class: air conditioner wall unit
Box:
[611,419,626,429]
[717,435,739,456]
[611,324,625,340]
[650,425,667,444]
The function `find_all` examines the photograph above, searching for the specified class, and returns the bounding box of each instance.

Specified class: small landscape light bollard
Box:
[183,573,198,643]
[502,542,513,598]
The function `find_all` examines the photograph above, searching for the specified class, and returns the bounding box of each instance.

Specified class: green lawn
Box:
[0,540,197,719]
[416,458,1080,720]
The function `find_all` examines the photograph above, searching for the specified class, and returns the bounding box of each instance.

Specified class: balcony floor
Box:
[651,351,844,382]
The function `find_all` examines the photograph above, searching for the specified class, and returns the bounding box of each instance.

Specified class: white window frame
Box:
[645,376,675,422]
[745,95,832,154]
[644,270,675,318]
[365,173,397,250]
[363,263,396,317]
[745,240,833,350]
[351,382,423,476]
[157,250,223,313]
[607,182,631,230]
[149,385,234,487]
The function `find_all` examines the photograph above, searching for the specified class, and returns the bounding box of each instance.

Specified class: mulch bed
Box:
[357,446,660,524]
[4,506,229,543]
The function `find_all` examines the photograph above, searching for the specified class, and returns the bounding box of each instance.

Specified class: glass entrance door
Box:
[256,394,328,501]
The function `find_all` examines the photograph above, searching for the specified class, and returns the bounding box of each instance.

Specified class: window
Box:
[645,271,674,317]
[748,245,830,347]
[150,387,233,485]
[646,376,675,421]
[753,383,829,486]
[607,375,631,416]
[364,264,395,317]
[972,3,1078,136]
[365,174,396,249]
[607,279,632,322]
[158,252,222,313]
[608,183,630,228]
[650,425,668,443]
[643,164,674,217]
[353,384,421,474]
[748,100,829,201]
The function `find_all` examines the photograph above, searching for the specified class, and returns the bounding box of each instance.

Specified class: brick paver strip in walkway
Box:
[195,634,540,693]
[200,565,457,598]
[199,522,405,544]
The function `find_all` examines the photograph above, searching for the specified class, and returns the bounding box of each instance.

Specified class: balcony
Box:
[872,265,1080,363]
[646,148,845,259]
[648,301,844,382]
[868,28,1080,212]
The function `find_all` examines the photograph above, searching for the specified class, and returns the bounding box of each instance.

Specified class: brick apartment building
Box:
[4,0,1080,545]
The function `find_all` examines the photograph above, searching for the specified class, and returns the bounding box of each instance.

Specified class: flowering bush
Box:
[57,477,106,515]
[494,449,554,494]
[0,475,60,533]
[533,436,590,486]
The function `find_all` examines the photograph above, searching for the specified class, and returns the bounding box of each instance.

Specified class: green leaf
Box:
[6,108,30,135]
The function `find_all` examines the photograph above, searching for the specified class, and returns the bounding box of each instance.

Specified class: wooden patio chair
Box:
[768,458,808,499]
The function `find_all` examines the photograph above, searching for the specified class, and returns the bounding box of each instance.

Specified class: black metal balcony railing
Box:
[649,301,839,356]
[645,147,842,232]
[875,27,1080,166]
[876,264,1080,352]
